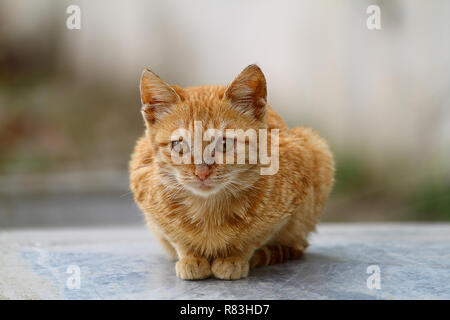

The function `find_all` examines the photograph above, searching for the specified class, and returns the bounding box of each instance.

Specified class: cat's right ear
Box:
[224,64,267,121]
[140,68,181,125]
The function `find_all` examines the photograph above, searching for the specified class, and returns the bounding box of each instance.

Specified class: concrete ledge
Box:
[1,223,449,299]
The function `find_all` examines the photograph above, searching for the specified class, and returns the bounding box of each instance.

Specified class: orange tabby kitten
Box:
[129,65,334,280]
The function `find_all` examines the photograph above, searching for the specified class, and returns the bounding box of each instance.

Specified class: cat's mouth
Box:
[184,179,222,197]
[198,182,213,190]
[194,180,216,191]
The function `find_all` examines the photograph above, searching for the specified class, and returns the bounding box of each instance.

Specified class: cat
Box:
[129,64,334,280]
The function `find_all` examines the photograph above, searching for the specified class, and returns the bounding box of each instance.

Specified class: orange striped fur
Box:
[250,245,305,268]
[129,65,334,280]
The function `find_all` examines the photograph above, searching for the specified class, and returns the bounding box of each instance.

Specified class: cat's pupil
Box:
[217,138,234,153]
[171,140,189,154]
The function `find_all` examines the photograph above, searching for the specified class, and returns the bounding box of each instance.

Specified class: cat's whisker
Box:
[119,191,133,198]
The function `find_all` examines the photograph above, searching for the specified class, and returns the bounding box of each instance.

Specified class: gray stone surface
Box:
[1,223,449,299]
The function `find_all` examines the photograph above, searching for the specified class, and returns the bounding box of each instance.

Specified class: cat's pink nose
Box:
[195,165,210,181]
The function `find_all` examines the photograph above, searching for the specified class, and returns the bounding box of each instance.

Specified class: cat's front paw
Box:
[175,257,211,280]
[211,257,249,280]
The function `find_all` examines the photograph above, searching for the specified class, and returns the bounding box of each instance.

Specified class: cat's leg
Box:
[248,211,312,268]
[174,246,212,280]
[148,223,178,261]
[155,235,178,261]
[211,249,252,280]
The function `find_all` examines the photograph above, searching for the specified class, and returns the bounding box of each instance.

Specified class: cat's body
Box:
[130,65,334,280]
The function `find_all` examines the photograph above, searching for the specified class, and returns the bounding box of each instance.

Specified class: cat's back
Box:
[287,126,335,204]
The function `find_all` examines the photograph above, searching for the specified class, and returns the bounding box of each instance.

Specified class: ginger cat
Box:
[129,65,334,280]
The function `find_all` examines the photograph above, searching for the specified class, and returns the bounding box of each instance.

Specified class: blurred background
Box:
[0,0,449,228]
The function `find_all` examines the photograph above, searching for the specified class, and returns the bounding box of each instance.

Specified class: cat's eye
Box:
[216,137,234,153]
[171,140,190,154]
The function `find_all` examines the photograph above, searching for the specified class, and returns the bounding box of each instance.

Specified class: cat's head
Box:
[139,64,267,197]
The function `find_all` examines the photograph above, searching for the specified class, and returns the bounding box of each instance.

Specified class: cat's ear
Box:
[224,64,267,121]
[140,68,181,124]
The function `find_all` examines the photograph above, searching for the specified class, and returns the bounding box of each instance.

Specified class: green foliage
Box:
[409,180,450,221]
[0,76,142,174]
[333,154,372,195]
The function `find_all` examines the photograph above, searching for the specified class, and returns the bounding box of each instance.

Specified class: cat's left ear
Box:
[140,68,181,125]
[224,64,267,121]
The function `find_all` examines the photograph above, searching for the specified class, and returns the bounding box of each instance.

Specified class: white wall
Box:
[2,0,450,173]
